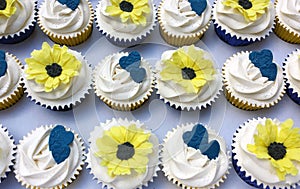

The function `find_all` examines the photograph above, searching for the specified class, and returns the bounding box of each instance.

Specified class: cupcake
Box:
[24,42,92,111]
[0,0,37,44]
[283,49,300,105]
[222,49,285,110]
[0,125,16,182]
[274,0,300,44]
[95,0,156,47]
[38,0,94,46]
[0,50,24,110]
[93,51,155,111]
[157,0,212,47]
[161,123,230,188]
[232,117,300,189]
[155,45,222,111]
[86,118,160,189]
[14,125,85,189]
[212,0,275,46]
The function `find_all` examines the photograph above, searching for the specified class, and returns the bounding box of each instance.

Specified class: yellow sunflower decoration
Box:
[247,119,300,180]
[0,0,17,17]
[95,124,153,177]
[160,45,215,94]
[222,0,270,22]
[25,42,82,93]
[105,0,150,26]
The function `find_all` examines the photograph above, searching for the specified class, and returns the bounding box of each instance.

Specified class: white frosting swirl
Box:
[213,0,275,38]
[284,49,300,94]
[39,0,91,35]
[233,118,300,188]
[162,123,229,188]
[160,0,211,35]
[93,52,153,105]
[0,126,15,180]
[87,118,159,189]
[0,0,34,35]
[156,46,222,110]
[224,51,284,105]
[0,53,22,102]
[15,126,83,188]
[276,0,300,34]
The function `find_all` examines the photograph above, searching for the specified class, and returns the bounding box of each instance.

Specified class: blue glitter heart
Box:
[58,0,79,11]
[119,51,146,83]
[249,49,277,81]
[0,50,7,78]
[183,124,220,160]
[188,0,207,16]
[49,125,74,164]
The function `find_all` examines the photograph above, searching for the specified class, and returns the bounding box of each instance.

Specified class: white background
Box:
[1,0,300,188]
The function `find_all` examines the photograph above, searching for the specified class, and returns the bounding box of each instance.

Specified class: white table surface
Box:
[1,0,300,188]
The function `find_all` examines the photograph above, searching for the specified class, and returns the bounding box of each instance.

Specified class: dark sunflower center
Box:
[117,142,135,160]
[182,67,196,80]
[119,1,134,12]
[238,0,252,9]
[0,0,7,10]
[267,142,286,160]
[45,63,62,78]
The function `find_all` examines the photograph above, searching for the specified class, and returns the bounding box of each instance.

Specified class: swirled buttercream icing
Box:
[39,0,92,35]
[15,125,84,188]
[284,49,300,94]
[87,118,159,189]
[162,123,229,188]
[276,0,300,34]
[0,126,15,181]
[159,0,211,35]
[213,0,275,39]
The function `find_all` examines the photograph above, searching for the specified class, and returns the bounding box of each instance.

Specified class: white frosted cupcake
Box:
[162,123,230,188]
[0,125,16,182]
[24,42,92,111]
[95,0,156,47]
[14,125,85,189]
[0,50,24,110]
[38,0,94,46]
[156,45,222,111]
[232,117,300,189]
[158,0,212,46]
[93,51,155,111]
[86,118,160,189]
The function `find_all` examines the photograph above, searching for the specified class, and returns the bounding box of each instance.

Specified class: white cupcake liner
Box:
[0,125,16,182]
[95,1,157,47]
[86,118,160,189]
[14,125,85,189]
[161,123,230,189]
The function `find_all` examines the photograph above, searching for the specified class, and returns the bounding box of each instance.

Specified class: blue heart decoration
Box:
[119,51,146,83]
[58,0,80,11]
[183,124,220,160]
[188,0,207,16]
[249,49,277,81]
[0,50,7,78]
[49,125,74,164]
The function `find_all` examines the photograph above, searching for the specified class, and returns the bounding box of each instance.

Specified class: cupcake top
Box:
[162,123,229,188]
[87,118,159,189]
[0,125,15,182]
[284,49,300,95]
[223,49,285,108]
[24,42,92,109]
[156,45,222,110]
[39,0,93,36]
[0,50,23,104]
[93,51,154,109]
[158,0,211,36]
[0,0,35,36]
[95,0,156,40]
[275,0,300,34]
[15,125,84,188]
[213,0,275,39]
[233,117,300,188]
